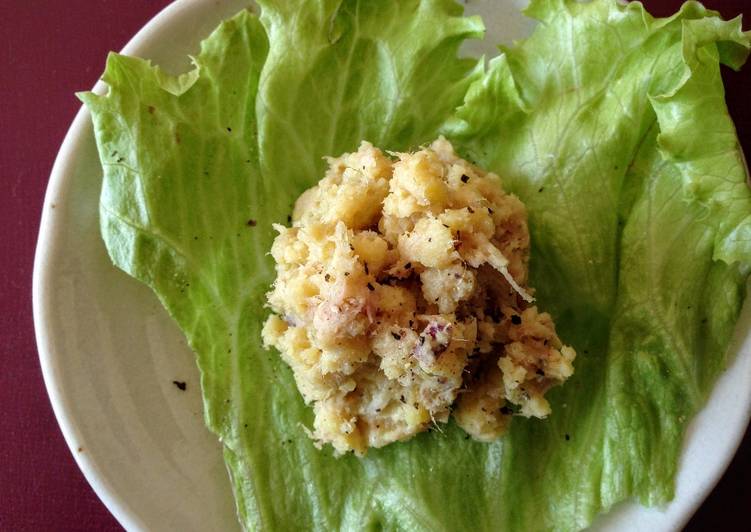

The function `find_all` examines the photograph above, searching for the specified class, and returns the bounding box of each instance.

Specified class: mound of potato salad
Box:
[263,138,575,455]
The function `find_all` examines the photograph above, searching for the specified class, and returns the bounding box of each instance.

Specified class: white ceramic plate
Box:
[33,1,751,531]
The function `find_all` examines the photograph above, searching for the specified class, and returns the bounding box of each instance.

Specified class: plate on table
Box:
[33,0,751,530]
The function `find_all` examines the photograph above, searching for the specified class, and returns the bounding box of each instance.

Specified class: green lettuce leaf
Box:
[446,0,750,529]
[80,0,751,530]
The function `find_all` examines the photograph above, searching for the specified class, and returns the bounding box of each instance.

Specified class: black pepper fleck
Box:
[247,219,257,227]
[461,174,470,183]
[511,314,522,325]
[172,380,187,391]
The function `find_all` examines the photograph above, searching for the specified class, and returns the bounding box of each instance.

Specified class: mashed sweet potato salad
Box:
[263,138,575,454]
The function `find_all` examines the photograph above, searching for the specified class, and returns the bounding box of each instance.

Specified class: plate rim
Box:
[32,1,215,530]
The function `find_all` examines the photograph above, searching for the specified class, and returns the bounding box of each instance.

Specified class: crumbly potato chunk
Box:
[262,138,576,455]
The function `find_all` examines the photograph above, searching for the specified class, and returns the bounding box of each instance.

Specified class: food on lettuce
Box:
[262,138,575,454]
[79,0,751,530]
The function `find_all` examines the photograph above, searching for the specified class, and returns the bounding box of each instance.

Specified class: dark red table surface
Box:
[1,1,748,530]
